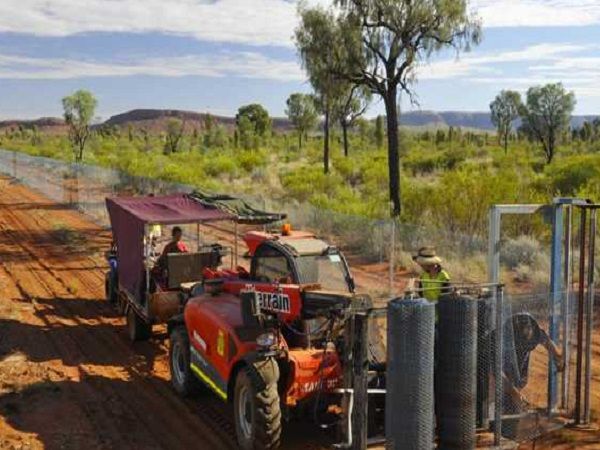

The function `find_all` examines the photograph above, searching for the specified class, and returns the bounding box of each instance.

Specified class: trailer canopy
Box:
[106,194,234,226]
[106,194,234,302]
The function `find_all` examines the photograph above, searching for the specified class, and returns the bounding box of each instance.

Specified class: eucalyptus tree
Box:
[295,5,343,173]
[336,85,371,157]
[62,90,98,162]
[490,90,522,154]
[330,0,481,216]
[519,83,576,164]
[285,93,318,150]
[236,104,272,138]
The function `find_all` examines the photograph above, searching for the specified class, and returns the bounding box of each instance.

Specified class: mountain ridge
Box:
[1,109,598,132]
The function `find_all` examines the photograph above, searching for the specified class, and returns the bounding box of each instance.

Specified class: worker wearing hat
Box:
[413,247,450,302]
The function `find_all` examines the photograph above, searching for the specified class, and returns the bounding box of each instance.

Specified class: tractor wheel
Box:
[169,326,202,397]
[126,308,152,342]
[234,365,282,450]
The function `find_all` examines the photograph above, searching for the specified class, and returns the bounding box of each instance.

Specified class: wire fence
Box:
[0,148,597,447]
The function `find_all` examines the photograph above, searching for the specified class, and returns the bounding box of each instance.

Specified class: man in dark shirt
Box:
[502,313,564,411]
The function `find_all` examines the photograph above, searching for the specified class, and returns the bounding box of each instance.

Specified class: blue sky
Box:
[0,0,599,120]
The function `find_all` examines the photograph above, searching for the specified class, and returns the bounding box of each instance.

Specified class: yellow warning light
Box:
[281,223,292,236]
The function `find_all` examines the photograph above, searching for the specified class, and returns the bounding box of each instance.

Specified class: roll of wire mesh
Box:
[437,294,478,450]
[386,297,435,450]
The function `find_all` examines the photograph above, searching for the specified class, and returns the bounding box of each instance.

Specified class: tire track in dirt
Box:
[0,232,135,448]
[0,183,242,447]
[0,218,168,449]
[0,181,237,449]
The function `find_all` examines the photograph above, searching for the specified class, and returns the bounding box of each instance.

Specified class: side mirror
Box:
[348,277,356,293]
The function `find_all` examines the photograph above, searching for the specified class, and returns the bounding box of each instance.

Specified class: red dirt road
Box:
[0,177,330,450]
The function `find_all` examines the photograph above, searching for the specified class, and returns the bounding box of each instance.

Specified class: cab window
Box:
[253,246,293,283]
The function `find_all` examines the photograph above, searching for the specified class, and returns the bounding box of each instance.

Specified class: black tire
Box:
[126,307,152,342]
[234,365,282,450]
[169,326,202,396]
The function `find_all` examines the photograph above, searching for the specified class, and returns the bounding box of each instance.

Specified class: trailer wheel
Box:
[169,326,202,396]
[116,292,127,316]
[126,308,151,342]
[234,366,281,450]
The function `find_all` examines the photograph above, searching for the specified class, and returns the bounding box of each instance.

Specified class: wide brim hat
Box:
[412,246,442,266]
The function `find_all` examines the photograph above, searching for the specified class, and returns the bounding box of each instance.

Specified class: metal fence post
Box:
[494,284,504,447]
[351,312,368,450]
[548,203,564,413]
[561,206,573,410]
[487,207,501,286]
[584,209,596,424]
[488,206,501,427]
[575,207,587,425]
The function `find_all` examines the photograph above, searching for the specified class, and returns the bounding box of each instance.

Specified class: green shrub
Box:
[204,155,238,177]
[544,155,600,195]
[501,235,541,269]
[237,150,267,173]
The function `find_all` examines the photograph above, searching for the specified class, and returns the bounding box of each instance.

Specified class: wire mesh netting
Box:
[0,148,597,447]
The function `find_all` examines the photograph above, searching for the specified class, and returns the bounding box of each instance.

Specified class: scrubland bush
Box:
[501,235,541,269]
[236,150,267,173]
[446,253,487,283]
[514,262,549,288]
[544,154,600,195]
[501,235,550,288]
[203,154,237,178]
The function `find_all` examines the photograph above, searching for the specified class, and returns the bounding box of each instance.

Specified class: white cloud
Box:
[473,0,600,27]
[0,52,304,81]
[0,0,306,47]
[0,1,597,49]
[1,40,596,99]
[417,43,594,80]
[420,42,600,100]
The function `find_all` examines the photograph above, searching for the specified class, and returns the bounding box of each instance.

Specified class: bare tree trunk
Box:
[298,131,302,149]
[342,121,349,157]
[547,131,555,163]
[504,132,508,155]
[384,87,401,217]
[324,106,330,174]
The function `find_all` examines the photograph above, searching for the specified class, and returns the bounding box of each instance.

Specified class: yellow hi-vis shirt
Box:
[420,270,450,302]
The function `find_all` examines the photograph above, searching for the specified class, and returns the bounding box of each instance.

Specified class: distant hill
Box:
[103,109,293,132]
[103,109,600,133]
[2,109,598,134]
[400,111,600,131]
[0,117,67,134]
